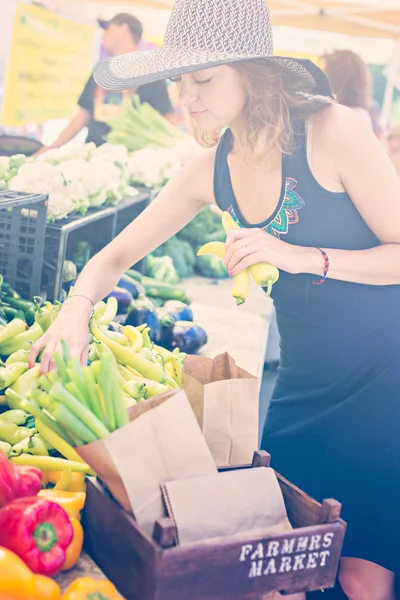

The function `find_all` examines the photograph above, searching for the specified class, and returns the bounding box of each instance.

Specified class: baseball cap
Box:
[98,13,143,42]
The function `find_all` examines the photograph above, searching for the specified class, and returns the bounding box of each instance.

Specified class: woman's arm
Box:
[297,104,400,285]
[30,149,215,371]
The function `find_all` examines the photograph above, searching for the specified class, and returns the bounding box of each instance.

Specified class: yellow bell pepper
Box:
[41,470,87,492]
[0,546,61,600]
[61,518,84,571]
[38,490,86,521]
[62,577,122,600]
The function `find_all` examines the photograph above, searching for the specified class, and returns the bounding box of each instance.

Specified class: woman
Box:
[322,49,373,130]
[30,1,400,598]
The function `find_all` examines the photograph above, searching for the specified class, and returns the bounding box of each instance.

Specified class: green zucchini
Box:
[3,296,35,313]
[1,306,18,322]
[141,277,191,304]
[125,269,143,283]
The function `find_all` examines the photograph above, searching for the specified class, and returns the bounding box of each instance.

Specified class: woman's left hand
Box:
[224,228,305,276]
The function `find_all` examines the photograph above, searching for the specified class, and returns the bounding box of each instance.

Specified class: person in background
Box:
[386,124,400,177]
[36,13,175,154]
[322,49,373,130]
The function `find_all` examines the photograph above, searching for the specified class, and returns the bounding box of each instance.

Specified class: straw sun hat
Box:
[94,0,333,98]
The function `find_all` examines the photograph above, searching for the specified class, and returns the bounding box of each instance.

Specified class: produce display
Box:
[1,143,137,221]
[106,96,186,152]
[148,207,229,282]
[0,270,207,459]
[198,211,280,304]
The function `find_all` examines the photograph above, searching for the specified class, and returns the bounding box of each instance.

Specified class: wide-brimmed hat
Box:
[94,0,333,98]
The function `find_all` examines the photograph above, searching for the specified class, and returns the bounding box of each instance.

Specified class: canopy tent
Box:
[67,0,400,38]
[39,0,400,123]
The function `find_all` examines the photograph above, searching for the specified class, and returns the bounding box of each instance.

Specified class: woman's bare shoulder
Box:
[313,102,371,143]
[178,145,217,206]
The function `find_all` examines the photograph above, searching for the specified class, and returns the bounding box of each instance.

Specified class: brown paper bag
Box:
[77,389,217,535]
[182,352,259,467]
[161,467,292,546]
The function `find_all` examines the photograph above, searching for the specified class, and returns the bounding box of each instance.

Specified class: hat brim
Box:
[93,47,333,98]
[97,18,110,30]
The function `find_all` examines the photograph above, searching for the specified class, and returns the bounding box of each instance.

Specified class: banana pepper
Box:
[62,577,122,600]
[38,490,86,521]
[61,517,84,572]
[0,546,61,600]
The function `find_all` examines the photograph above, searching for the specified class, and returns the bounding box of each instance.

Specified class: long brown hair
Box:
[322,50,372,110]
[193,59,329,161]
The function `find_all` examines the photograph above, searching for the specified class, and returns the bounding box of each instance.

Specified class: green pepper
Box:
[34,302,61,333]
[0,363,29,391]
[2,296,35,314]
[1,306,18,322]
[11,434,48,457]
[5,349,29,366]
[0,319,26,345]
[0,440,11,456]
[0,409,27,425]
[0,322,42,355]
[0,419,32,445]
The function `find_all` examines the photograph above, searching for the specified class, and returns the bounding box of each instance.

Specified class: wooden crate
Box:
[82,451,346,600]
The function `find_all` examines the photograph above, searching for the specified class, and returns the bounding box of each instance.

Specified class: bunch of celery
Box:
[9,343,129,448]
[105,96,184,152]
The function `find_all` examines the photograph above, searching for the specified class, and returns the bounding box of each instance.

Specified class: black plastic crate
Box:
[0,189,48,299]
[113,192,150,275]
[42,192,150,302]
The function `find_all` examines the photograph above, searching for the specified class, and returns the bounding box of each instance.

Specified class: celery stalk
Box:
[51,383,110,439]
[83,366,105,423]
[20,399,75,446]
[101,353,129,430]
[98,356,116,432]
[52,403,97,445]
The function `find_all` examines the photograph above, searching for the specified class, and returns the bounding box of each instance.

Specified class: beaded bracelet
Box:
[313,248,330,286]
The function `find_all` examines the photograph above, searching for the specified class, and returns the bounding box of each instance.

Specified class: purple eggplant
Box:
[106,287,133,315]
[163,321,208,354]
[118,274,145,300]
[163,300,193,322]
[125,297,161,342]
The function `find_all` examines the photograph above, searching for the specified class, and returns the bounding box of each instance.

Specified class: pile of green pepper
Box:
[0,275,36,327]
[0,408,50,458]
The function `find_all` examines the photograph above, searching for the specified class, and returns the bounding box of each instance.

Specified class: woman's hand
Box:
[28,298,92,374]
[224,228,307,276]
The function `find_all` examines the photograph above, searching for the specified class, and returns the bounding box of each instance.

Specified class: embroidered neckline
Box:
[228,177,305,238]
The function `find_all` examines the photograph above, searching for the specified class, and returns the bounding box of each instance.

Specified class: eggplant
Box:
[156,307,176,345]
[106,286,133,315]
[163,300,193,322]
[118,274,145,300]
[163,321,208,354]
[125,297,161,342]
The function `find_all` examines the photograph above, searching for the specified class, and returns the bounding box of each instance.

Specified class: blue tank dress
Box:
[214,127,400,573]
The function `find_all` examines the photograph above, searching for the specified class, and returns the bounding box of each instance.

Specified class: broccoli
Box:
[146,255,180,284]
[177,207,221,246]
[153,237,196,278]
[195,255,229,279]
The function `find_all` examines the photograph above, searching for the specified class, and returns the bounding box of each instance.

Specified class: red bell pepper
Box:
[14,465,42,498]
[0,449,42,507]
[0,449,17,506]
[0,496,73,576]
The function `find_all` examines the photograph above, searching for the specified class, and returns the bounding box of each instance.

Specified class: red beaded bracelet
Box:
[313,248,330,286]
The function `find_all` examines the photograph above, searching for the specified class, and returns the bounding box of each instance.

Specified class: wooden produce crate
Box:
[82,451,346,600]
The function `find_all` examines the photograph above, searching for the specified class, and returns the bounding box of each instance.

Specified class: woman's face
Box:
[172,65,248,132]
